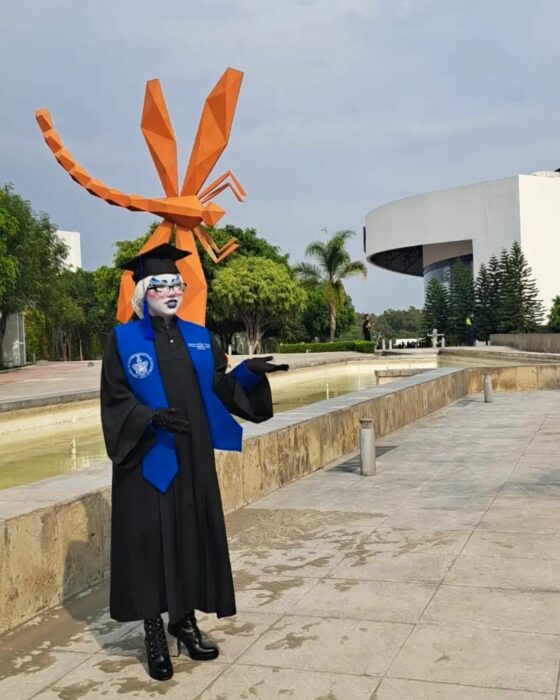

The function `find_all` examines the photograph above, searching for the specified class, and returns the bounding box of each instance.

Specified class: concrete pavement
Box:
[2,390,560,698]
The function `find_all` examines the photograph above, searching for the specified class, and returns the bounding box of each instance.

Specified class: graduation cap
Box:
[119,243,191,283]
[119,243,191,339]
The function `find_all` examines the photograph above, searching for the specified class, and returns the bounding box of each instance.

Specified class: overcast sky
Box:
[2,0,560,313]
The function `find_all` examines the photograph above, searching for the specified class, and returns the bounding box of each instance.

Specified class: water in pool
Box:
[0,355,542,489]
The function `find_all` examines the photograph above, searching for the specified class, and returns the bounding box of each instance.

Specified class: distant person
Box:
[466,315,475,346]
[362,313,372,341]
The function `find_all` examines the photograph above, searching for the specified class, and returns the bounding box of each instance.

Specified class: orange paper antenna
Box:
[181,68,243,196]
[199,170,247,203]
[35,68,246,325]
[141,80,178,197]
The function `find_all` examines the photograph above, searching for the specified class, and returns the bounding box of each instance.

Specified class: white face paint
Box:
[145,274,185,318]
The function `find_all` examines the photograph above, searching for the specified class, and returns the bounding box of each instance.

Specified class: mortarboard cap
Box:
[119,243,191,283]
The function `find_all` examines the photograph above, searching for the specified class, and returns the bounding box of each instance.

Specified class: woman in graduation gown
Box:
[101,243,287,681]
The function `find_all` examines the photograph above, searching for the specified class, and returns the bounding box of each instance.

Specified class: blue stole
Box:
[114,319,257,492]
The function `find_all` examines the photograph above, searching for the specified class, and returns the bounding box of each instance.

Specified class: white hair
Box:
[131,275,154,319]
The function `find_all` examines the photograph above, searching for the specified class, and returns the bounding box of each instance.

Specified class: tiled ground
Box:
[2,390,560,699]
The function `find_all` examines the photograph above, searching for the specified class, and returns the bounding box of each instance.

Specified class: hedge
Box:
[277,341,378,353]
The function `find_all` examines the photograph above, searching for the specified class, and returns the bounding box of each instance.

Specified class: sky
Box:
[2,0,560,313]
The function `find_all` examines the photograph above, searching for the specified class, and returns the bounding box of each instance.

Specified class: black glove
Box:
[244,356,289,375]
[151,408,191,435]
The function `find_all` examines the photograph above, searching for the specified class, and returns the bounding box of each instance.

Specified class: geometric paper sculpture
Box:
[35,67,245,324]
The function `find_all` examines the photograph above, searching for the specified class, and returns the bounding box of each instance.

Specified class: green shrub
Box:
[353,341,378,354]
[277,340,378,353]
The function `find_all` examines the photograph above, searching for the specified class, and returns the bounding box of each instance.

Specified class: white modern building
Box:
[56,230,82,270]
[1,313,25,367]
[364,171,560,312]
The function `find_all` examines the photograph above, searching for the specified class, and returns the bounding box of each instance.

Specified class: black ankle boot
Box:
[144,617,174,681]
[168,610,219,660]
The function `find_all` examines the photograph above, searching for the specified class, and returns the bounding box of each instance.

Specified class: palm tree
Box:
[294,230,367,341]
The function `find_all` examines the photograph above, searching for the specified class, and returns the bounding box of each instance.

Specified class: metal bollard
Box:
[483,373,494,403]
[360,418,376,476]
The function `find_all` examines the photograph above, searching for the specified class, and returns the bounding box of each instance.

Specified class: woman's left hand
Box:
[245,356,289,375]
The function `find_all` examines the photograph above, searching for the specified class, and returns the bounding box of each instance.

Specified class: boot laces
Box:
[179,613,201,640]
[145,618,168,657]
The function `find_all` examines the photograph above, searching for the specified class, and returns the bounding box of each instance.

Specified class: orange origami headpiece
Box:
[35,68,246,324]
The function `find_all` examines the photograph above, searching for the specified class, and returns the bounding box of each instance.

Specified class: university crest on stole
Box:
[127,352,154,380]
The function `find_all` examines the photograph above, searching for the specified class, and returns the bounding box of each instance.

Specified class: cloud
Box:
[3,0,560,313]
[234,103,535,159]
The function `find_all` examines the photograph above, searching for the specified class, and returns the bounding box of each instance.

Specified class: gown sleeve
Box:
[100,329,157,469]
[211,337,273,423]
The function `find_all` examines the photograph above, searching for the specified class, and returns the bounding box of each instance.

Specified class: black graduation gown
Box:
[100,316,273,623]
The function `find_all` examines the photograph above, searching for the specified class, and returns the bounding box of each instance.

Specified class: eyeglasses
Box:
[146,282,186,296]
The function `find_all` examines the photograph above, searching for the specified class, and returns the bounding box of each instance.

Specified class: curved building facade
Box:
[364,172,560,310]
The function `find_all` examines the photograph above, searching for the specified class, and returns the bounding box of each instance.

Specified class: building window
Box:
[423,254,473,293]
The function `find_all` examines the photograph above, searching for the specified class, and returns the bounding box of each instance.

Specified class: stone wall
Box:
[2,364,560,634]
[465,364,560,393]
[491,333,560,354]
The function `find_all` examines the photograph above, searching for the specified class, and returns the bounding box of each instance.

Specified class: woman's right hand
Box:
[151,408,191,435]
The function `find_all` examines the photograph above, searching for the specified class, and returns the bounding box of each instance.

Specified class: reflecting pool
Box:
[0,354,547,489]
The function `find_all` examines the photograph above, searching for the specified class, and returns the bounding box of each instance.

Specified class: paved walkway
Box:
[2,390,560,698]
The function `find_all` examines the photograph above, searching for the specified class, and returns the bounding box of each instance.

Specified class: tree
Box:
[46,275,86,360]
[337,310,364,341]
[423,278,449,338]
[300,284,356,341]
[549,296,560,332]
[0,206,18,307]
[474,262,495,342]
[199,225,288,278]
[0,185,67,358]
[84,229,156,355]
[90,265,121,350]
[495,244,545,333]
[29,268,94,361]
[448,258,475,344]
[24,308,48,361]
[487,255,501,336]
[211,256,306,354]
[294,230,367,341]
[506,241,545,332]
[32,229,154,360]
[370,307,423,339]
[202,225,290,347]
[496,248,514,332]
